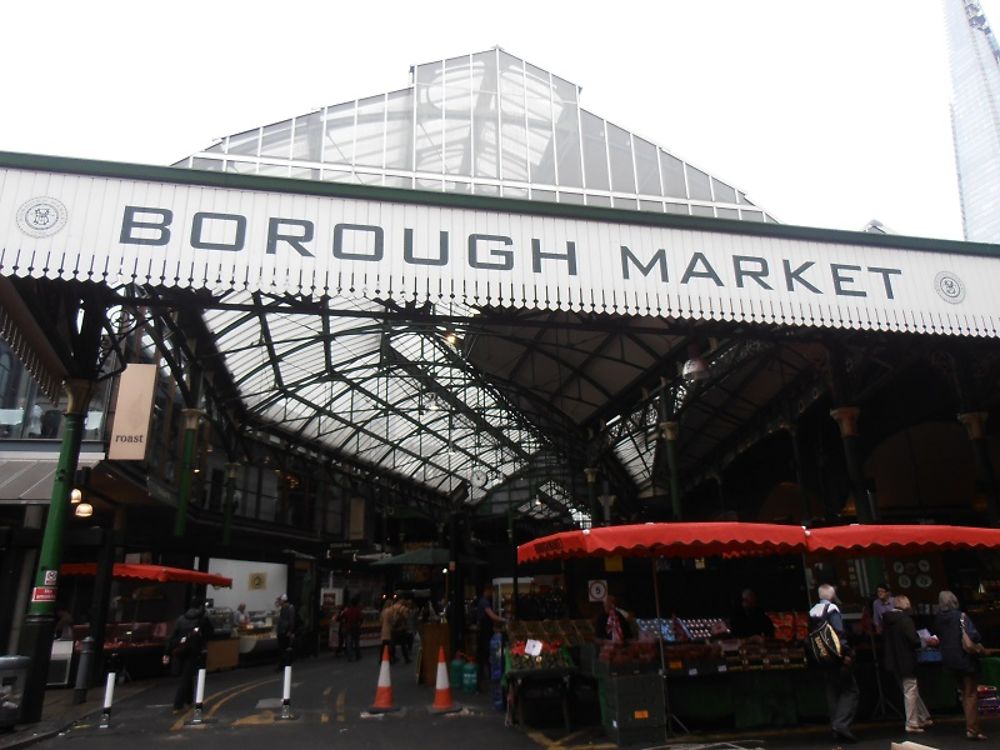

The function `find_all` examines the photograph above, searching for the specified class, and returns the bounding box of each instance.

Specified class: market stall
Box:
[517,522,1000,742]
[518,522,808,742]
[59,563,233,679]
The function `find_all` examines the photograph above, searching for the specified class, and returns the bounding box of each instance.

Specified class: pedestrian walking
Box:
[934,590,987,741]
[475,584,506,688]
[276,594,296,668]
[808,584,858,744]
[342,596,362,661]
[380,597,399,664]
[394,598,413,664]
[882,594,933,733]
[165,598,214,713]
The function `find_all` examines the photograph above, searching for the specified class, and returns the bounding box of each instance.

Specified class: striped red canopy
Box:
[804,524,1000,555]
[60,563,232,588]
[517,522,808,564]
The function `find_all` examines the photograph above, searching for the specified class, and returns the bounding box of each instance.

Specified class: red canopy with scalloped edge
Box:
[60,562,232,588]
[517,522,808,564]
[804,524,1000,555]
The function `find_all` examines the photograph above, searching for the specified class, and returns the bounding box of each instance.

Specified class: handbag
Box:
[961,614,986,656]
[805,603,844,666]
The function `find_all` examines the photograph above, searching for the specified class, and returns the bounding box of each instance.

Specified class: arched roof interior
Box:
[170,49,826,526]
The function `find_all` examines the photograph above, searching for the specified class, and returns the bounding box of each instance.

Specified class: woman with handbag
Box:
[933,590,986,741]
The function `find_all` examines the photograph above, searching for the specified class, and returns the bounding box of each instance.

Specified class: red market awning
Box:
[804,524,1000,555]
[60,563,232,588]
[517,522,808,564]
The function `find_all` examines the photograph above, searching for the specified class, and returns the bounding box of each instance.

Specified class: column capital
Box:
[830,406,861,437]
[181,408,203,431]
[659,421,679,441]
[958,411,989,441]
[584,467,599,484]
[63,379,95,416]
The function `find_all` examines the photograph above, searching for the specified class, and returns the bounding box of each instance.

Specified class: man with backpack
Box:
[808,584,858,744]
[165,598,214,713]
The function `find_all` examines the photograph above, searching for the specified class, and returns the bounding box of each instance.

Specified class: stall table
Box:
[206,638,240,672]
[505,666,574,730]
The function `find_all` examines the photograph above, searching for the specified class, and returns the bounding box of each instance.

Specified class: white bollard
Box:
[98,672,116,728]
[276,664,296,720]
[188,668,207,725]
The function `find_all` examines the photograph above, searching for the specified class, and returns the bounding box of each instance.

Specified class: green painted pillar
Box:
[173,408,202,537]
[958,411,1000,526]
[660,421,682,520]
[19,379,93,724]
[222,462,238,546]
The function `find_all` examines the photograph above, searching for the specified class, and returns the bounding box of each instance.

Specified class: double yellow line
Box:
[170,674,281,731]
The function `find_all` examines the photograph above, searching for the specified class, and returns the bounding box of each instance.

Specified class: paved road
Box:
[31,652,996,750]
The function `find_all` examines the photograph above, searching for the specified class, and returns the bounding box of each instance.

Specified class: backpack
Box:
[805,603,844,666]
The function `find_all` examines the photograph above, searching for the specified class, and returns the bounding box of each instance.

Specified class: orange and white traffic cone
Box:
[429,646,459,714]
[369,645,399,713]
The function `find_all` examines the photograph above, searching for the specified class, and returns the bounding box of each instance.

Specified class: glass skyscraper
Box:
[945,0,1000,243]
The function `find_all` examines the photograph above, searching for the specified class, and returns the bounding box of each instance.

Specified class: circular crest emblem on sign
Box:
[16,196,68,237]
[934,271,966,304]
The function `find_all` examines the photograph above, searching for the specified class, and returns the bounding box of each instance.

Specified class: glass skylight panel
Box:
[499,52,529,183]
[384,89,414,171]
[607,123,636,194]
[354,95,386,169]
[472,51,499,180]
[580,111,610,191]
[686,164,713,201]
[260,120,293,159]
[712,178,738,204]
[227,128,260,156]
[659,151,686,198]
[634,137,660,196]
[323,102,355,165]
[292,112,323,162]
[414,61,444,175]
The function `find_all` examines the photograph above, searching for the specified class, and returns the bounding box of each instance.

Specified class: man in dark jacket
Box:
[166,598,214,712]
[882,595,931,732]
[809,584,858,744]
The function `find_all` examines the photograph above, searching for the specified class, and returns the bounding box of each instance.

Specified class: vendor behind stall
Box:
[729,589,775,641]
[593,595,632,643]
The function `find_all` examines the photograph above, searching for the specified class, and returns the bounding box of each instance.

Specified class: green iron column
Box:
[660,420,682,520]
[19,379,93,723]
[173,408,202,537]
[222,462,239,546]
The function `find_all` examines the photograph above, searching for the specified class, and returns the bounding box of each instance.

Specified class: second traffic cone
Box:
[369,645,399,713]
[429,646,459,714]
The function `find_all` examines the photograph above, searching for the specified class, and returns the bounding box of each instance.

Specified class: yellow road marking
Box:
[232,712,275,726]
[321,713,330,723]
[169,674,280,731]
[336,689,346,722]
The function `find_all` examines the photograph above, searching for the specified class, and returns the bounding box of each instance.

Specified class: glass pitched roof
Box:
[174,49,778,519]
[178,48,776,221]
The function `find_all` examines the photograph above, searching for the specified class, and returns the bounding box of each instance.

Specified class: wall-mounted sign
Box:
[588,579,608,602]
[108,363,158,461]
[249,572,267,590]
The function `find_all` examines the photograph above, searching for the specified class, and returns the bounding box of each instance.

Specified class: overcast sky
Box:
[2,0,993,242]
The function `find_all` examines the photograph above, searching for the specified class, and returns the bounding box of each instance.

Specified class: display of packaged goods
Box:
[765,612,809,642]
[978,685,1000,716]
[678,617,728,640]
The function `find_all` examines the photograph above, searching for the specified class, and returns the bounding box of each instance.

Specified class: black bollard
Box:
[73,636,95,705]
